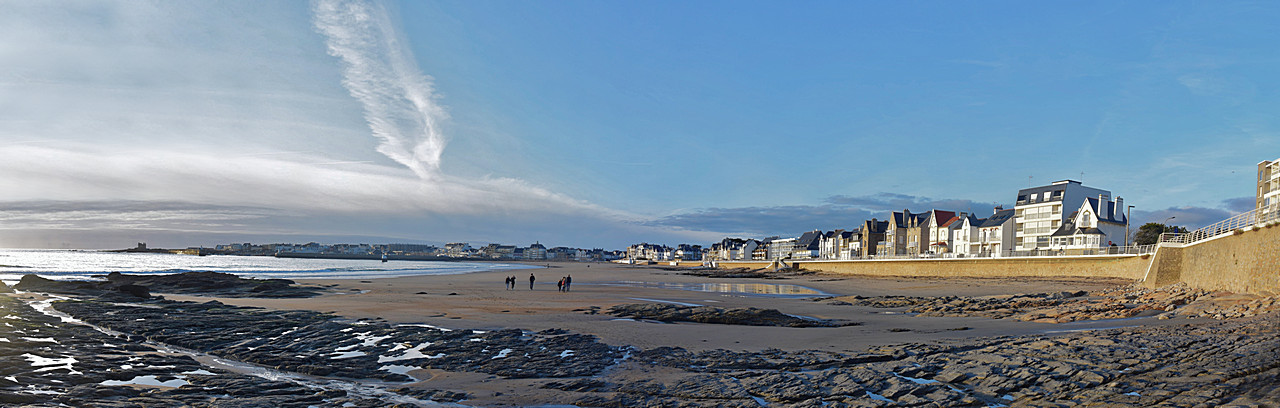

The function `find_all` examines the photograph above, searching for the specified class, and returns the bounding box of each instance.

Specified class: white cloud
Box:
[313,0,448,180]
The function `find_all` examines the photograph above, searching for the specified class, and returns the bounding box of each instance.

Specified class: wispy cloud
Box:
[313,0,447,180]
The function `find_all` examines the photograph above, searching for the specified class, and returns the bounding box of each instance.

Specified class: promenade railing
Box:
[785,244,1158,262]
[1159,202,1280,246]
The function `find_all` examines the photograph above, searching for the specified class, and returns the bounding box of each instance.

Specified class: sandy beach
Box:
[8,261,1280,407]
[162,262,1139,353]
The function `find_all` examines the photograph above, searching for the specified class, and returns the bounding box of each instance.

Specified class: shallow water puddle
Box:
[603,281,830,298]
[626,298,703,307]
[492,348,514,359]
[378,342,435,363]
[330,351,367,360]
[101,375,190,388]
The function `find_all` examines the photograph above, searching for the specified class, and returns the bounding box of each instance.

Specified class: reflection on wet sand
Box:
[594,281,830,297]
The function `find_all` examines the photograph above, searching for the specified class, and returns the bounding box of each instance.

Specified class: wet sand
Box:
[161,262,1151,353]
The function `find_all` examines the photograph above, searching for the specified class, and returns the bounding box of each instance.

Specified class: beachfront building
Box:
[626,243,670,260]
[791,230,823,259]
[841,229,862,259]
[819,230,857,260]
[1259,157,1280,214]
[911,210,957,256]
[769,237,796,260]
[1013,180,1116,252]
[1049,197,1129,252]
[952,214,980,256]
[928,213,962,255]
[976,208,1017,256]
[445,243,472,257]
[707,238,757,261]
[884,210,929,256]
[860,219,889,257]
[524,242,547,261]
[674,244,702,261]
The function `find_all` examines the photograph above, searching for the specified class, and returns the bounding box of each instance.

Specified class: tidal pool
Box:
[596,281,830,298]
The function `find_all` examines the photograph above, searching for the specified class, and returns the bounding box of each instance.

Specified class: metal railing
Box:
[1160,202,1280,246]
[786,244,1158,262]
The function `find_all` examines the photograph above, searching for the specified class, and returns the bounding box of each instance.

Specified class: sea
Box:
[0,249,536,286]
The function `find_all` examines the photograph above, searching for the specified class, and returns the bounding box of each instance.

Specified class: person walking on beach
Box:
[529,273,535,290]
[564,275,572,292]
[556,277,564,292]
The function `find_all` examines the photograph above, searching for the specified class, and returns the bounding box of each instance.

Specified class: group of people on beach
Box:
[506,273,571,291]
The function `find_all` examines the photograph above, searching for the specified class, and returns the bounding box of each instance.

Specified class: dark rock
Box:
[608,303,858,328]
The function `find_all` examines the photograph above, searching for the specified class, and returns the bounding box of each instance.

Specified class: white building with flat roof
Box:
[1013,180,1121,251]
[1259,157,1280,210]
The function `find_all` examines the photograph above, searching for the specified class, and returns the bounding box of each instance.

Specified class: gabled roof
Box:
[930,210,957,226]
[978,209,1016,228]
[1083,197,1127,224]
[796,230,823,249]
[939,215,962,228]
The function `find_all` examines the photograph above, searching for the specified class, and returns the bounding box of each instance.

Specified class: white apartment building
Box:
[768,238,797,260]
[1259,157,1280,211]
[1013,180,1115,251]
[976,208,1017,256]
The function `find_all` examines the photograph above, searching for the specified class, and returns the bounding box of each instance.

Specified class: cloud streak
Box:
[313,0,447,180]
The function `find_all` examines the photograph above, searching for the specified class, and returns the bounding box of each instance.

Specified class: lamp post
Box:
[1163,216,1177,235]
[1125,205,1135,247]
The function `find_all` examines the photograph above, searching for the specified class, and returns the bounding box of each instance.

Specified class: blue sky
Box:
[1,0,1277,248]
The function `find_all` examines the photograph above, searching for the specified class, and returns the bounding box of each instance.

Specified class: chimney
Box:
[1115,196,1124,222]
[993,205,1003,215]
[1098,194,1110,219]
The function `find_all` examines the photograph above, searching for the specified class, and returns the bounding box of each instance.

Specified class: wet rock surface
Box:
[608,303,860,327]
[831,283,1247,323]
[14,271,323,299]
[552,313,1280,407]
[0,294,439,407]
[53,298,630,381]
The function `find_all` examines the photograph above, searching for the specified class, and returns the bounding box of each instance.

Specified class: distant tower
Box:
[137,242,147,250]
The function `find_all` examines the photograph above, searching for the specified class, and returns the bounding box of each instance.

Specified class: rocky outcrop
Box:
[103,271,323,298]
[54,298,629,381]
[608,303,860,327]
[829,283,1260,323]
[0,294,443,407]
[13,272,323,299]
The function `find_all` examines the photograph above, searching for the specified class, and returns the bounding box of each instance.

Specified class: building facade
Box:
[1260,157,1280,211]
[1013,180,1116,251]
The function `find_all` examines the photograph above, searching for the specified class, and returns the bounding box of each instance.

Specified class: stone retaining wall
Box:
[717,256,1150,280]
[1143,223,1280,294]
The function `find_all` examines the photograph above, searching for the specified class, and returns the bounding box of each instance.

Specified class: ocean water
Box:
[0,249,535,285]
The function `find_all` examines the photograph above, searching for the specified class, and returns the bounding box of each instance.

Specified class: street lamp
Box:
[1125,205,1135,246]
[1163,216,1177,234]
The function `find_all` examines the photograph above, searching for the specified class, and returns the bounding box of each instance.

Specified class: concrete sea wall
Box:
[717,256,1150,280]
[1143,223,1280,294]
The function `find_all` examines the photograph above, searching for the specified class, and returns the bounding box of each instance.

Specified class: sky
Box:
[1,0,1278,249]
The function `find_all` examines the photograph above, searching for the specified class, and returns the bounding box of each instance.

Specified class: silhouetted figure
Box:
[556,278,564,292]
[565,275,572,291]
[529,273,535,290]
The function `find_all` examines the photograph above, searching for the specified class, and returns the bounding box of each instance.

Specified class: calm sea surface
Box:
[0,249,535,285]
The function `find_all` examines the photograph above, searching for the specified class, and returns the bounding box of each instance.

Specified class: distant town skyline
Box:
[1,1,1277,249]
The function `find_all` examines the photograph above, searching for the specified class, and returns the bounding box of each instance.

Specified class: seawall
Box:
[714,255,1150,280]
[1143,223,1280,294]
